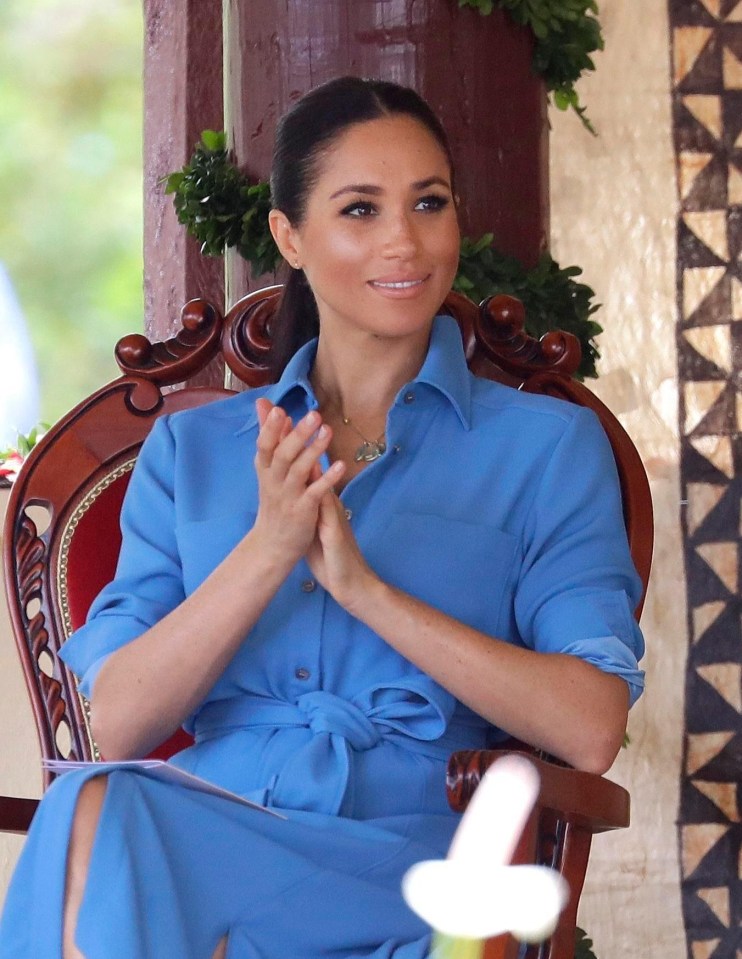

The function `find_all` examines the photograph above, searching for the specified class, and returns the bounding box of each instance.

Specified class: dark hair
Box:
[269,76,455,375]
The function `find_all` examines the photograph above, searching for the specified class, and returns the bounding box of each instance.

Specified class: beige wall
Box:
[0,487,42,901]
[550,2,686,957]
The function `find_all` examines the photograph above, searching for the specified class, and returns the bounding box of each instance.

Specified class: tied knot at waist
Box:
[193,679,458,751]
[295,691,381,751]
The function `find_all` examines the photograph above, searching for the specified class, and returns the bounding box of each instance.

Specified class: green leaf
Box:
[200,129,226,151]
[162,171,184,194]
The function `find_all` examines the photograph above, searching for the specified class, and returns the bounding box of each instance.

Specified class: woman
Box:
[0,77,644,959]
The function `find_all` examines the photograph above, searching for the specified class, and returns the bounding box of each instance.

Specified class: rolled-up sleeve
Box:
[59,415,184,698]
[514,407,646,705]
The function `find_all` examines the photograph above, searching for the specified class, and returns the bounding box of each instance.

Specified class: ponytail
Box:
[268,269,320,378]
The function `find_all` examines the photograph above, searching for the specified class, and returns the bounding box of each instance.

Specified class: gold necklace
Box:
[341,414,387,463]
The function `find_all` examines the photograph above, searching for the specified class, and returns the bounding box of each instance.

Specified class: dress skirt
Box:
[0,764,457,959]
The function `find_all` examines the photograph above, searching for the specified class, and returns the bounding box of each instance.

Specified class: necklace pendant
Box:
[354,440,386,463]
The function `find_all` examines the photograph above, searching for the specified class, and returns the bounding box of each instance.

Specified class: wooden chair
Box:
[0,286,652,959]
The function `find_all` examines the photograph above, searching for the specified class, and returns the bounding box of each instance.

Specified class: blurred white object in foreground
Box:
[402,755,568,942]
[0,264,40,448]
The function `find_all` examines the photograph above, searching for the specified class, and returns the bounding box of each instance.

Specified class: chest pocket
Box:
[366,512,518,637]
[176,512,256,596]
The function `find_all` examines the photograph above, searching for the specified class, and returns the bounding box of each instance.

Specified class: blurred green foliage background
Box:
[0,0,143,424]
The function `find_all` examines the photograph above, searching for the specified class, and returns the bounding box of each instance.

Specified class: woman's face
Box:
[272,114,460,345]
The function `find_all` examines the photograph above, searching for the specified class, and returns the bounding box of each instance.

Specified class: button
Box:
[344,508,353,520]
[392,444,402,454]
[403,391,415,404]
[301,579,316,593]
[295,667,311,681]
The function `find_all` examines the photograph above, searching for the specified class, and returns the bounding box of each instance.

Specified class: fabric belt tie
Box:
[193,679,484,815]
[296,691,381,751]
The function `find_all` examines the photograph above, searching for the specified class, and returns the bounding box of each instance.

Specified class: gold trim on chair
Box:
[56,458,137,760]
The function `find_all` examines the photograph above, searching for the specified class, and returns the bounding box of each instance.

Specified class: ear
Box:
[269,209,303,269]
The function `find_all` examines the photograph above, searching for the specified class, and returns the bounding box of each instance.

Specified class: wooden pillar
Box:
[143,0,225,385]
[223,0,548,301]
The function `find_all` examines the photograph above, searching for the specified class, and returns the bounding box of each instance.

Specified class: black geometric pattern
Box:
[670,2,742,956]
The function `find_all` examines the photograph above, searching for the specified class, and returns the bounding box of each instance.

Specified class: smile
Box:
[369,277,428,290]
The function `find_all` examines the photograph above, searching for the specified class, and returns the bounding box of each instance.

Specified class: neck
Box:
[310,324,432,422]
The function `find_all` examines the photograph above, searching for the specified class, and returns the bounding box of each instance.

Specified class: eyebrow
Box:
[328,176,451,200]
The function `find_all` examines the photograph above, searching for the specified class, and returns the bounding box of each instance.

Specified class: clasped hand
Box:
[253,399,377,610]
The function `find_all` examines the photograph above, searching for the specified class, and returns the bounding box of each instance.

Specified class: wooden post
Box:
[143,0,225,385]
[223,0,548,301]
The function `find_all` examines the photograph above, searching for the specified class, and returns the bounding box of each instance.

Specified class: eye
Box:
[415,194,450,213]
[340,201,378,218]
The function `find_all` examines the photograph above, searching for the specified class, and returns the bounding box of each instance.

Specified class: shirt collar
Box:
[409,314,472,429]
[235,314,472,435]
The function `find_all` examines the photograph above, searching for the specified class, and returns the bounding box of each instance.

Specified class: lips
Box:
[368,274,431,296]
[370,278,426,289]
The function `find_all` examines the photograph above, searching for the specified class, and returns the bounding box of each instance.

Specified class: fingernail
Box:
[318,425,329,438]
[304,411,319,426]
[268,407,282,422]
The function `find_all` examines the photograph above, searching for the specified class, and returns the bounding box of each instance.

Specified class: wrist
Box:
[239,525,298,582]
[341,569,389,621]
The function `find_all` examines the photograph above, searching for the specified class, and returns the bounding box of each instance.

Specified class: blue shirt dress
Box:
[0,316,645,959]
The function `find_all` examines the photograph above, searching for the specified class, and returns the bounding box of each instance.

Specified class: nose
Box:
[381,212,419,260]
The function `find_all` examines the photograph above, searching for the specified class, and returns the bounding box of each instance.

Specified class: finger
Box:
[317,490,343,532]
[255,404,288,468]
[314,491,336,536]
[269,410,325,478]
[255,397,274,428]
[305,459,346,502]
[285,423,335,486]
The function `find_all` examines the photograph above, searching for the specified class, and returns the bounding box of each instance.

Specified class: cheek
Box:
[300,225,368,293]
[328,234,370,266]
[310,235,371,292]
[433,222,461,278]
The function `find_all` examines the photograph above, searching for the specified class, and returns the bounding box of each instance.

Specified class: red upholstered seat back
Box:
[65,473,130,633]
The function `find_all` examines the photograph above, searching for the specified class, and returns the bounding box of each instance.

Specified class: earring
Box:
[294,261,301,270]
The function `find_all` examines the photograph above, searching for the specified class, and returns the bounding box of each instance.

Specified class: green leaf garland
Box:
[163,131,281,276]
[455,235,601,379]
[457,0,603,132]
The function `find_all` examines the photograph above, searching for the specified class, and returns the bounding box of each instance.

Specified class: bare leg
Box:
[63,775,228,959]
[62,776,108,959]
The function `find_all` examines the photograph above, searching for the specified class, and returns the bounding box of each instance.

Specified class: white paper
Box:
[42,758,286,819]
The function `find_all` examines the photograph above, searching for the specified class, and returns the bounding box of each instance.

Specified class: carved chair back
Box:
[3,286,652,959]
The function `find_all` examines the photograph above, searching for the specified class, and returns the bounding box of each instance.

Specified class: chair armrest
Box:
[447,748,630,833]
[447,749,630,959]
[0,795,39,834]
